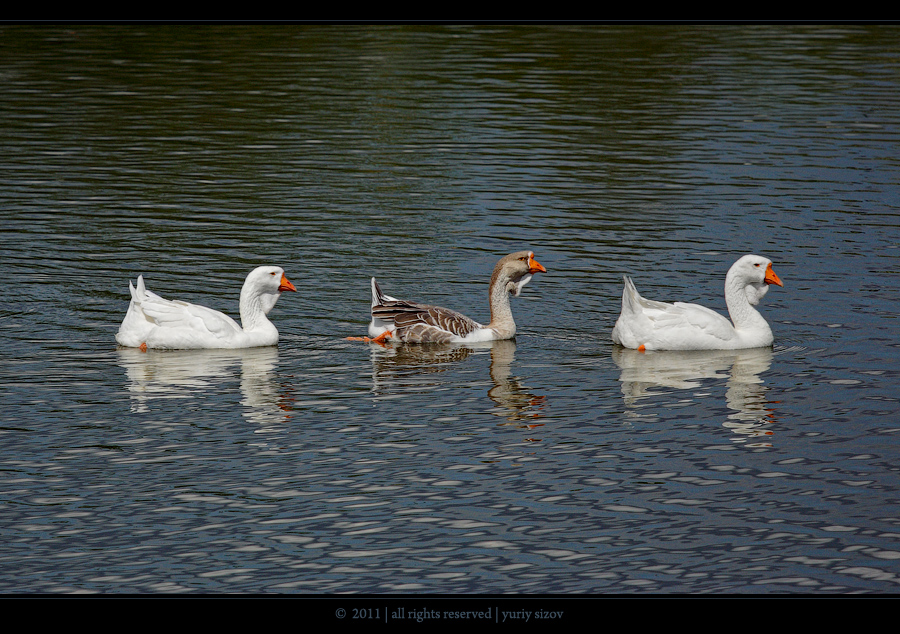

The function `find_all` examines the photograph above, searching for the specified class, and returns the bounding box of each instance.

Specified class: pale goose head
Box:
[727,254,783,307]
[490,250,547,297]
[241,265,297,315]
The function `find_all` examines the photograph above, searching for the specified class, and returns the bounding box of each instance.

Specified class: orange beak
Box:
[528,255,547,274]
[764,262,783,287]
[278,273,297,293]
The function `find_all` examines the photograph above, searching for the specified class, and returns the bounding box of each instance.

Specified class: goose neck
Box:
[487,275,516,338]
[724,276,767,331]
[240,290,277,332]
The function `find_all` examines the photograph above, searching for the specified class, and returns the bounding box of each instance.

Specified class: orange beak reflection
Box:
[764,262,783,287]
[279,273,297,293]
[528,255,547,274]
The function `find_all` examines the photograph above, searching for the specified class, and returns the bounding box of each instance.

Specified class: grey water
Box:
[1,24,899,595]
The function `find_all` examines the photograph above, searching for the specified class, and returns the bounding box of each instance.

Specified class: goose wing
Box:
[650,301,735,346]
[135,280,242,342]
[393,304,482,343]
[614,275,735,349]
[371,277,482,343]
[373,300,482,343]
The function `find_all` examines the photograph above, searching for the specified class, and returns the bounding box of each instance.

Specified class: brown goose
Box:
[349,251,546,344]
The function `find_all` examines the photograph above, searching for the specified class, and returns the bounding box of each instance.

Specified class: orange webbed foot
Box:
[345,331,393,347]
[371,331,392,344]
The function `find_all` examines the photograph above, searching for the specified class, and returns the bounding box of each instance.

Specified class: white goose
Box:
[611,254,784,351]
[115,266,297,350]
[349,251,547,344]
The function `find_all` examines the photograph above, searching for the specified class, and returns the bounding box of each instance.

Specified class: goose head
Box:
[491,251,547,297]
[728,254,783,306]
[242,266,297,314]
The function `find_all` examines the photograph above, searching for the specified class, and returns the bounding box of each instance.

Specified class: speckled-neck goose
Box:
[115,266,296,350]
[350,251,546,344]
[611,254,784,351]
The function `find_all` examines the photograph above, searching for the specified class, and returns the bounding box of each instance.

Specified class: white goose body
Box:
[611,254,784,351]
[363,251,546,344]
[115,266,297,350]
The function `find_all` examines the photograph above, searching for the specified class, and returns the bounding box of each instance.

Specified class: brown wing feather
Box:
[371,276,485,343]
[371,298,429,324]
[373,300,482,343]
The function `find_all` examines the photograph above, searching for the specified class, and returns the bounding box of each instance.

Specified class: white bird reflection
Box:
[363,338,545,423]
[116,346,291,426]
[611,346,776,443]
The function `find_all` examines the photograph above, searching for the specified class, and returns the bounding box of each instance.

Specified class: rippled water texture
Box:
[1,25,899,594]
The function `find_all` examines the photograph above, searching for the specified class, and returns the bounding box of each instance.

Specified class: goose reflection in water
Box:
[486,339,546,424]
[116,346,293,426]
[363,338,545,424]
[611,346,777,443]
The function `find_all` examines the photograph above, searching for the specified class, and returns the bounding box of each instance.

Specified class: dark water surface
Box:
[1,25,899,595]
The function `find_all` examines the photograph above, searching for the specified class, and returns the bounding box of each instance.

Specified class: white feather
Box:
[611,254,783,351]
[115,266,296,350]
